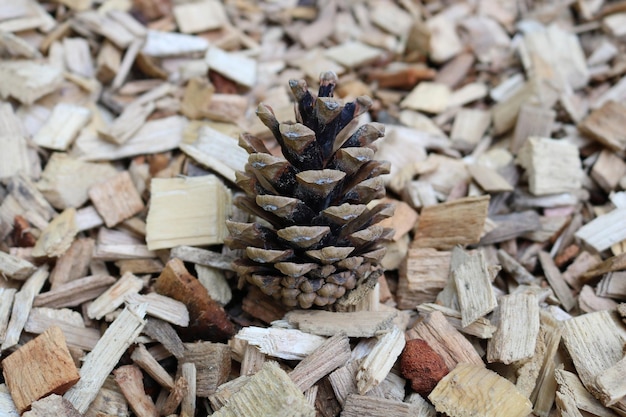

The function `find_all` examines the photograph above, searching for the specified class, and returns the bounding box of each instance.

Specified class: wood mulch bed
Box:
[1,0,626,416]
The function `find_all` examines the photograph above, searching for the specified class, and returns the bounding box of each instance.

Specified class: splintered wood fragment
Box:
[596,271,626,299]
[241,342,266,376]
[285,310,396,337]
[236,327,325,360]
[582,252,626,281]
[76,116,185,162]
[154,258,234,341]
[450,108,490,152]
[98,102,154,145]
[497,249,535,285]
[578,285,618,313]
[575,208,626,252]
[0,251,35,280]
[413,195,489,250]
[96,41,120,83]
[516,137,583,195]
[487,293,540,364]
[49,237,94,289]
[401,82,451,114]
[452,249,497,328]
[146,175,231,250]
[2,265,49,351]
[510,104,555,154]
[206,47,256,88]
[22,394,81,417]
[82,377,128,417]
[554,370,615,417]
[142,318,184,359]
[24,307,99,351]
[33,103,91,151]
[480,211,542,245]
[174,0,227,33]
[180,362,196,417]
[180,126,248,183]
[33,275,116,309]
[397,248,451,309]
[0,289,17,345]
[0,104,32,180]
[160,376,188,416]
[114,365,157,417]
[125,293,189,327]
[467,164,513,193]
[289,332,351,392]
[213,362,315,417]
[356,326,405,394]
[64,303,147,413]
[579,101,626,151]
[0,60,63,105]
[341,394,418,417]
[596,356,626,406]
[325,41,382,68]
[89,171,144,228]
[2,326,79,413]
[87,271,143,320]
[406,311,483,370]
[31,208,77,258]
[170,245,236,271]
[562,311,625,400]
[416,304,496,339]
[538,251,576,311]
[182,342,231,397]
[196,265,232,306]
[328,361,360,406]
[591,149,626,192]
[0,384,19,417]
[428,363,532,417]
[529,312,563,417]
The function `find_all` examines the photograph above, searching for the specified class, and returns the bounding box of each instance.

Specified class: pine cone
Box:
[226,72,394,309]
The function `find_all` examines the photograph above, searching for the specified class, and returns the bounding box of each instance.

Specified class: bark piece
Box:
[400,339,449,397]
[406,311,483,370]
[428,363,532,417]
[89,171,144,228]
[2,326,79,413]
[413,195,489,250]
[285,310,396,338]
[289,332,351,392]
[154,258,234,341]
[146,175,231,250]
[181,341,230,397]
[114,365,157,417]
[487,293,540,364]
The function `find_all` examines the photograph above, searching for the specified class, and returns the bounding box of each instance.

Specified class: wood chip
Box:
[88,171,144,228]
[428,363,532,417]
[285,310,396,338]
